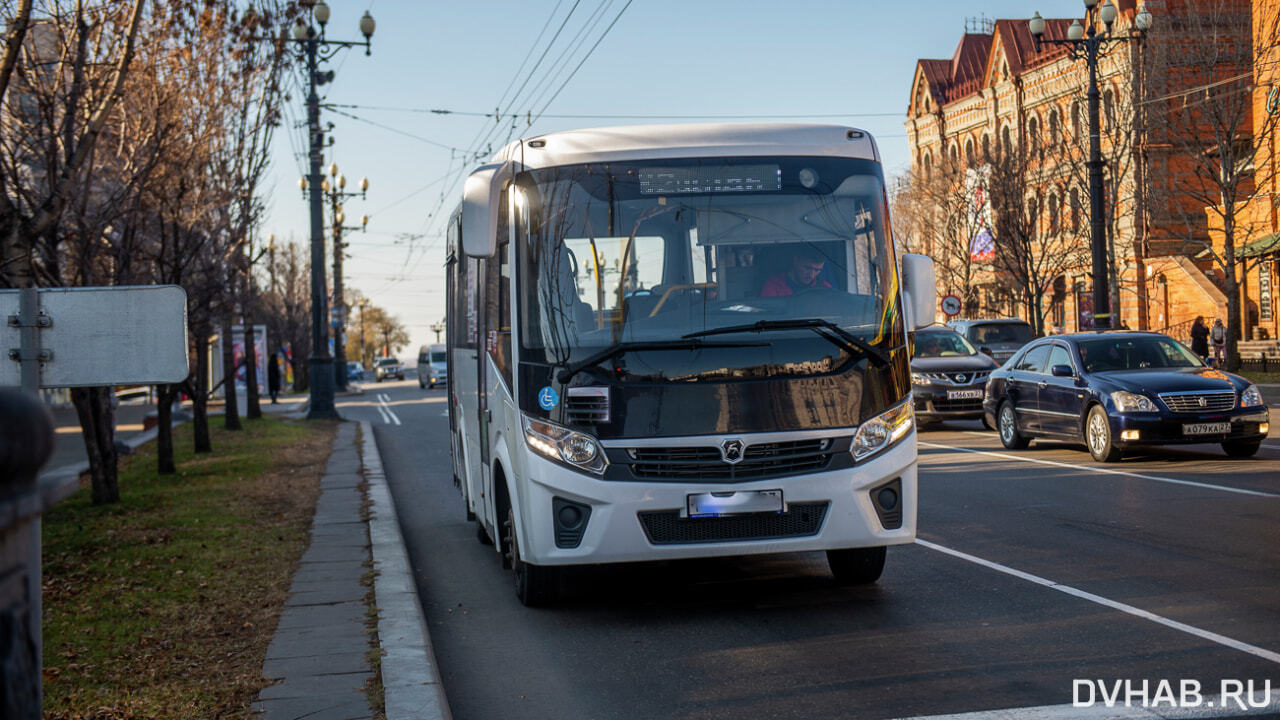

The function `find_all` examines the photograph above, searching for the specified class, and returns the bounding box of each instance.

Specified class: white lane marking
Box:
[374,402,393,425]
[377,393,402,425]
[916,539,1280,666]
[919,440,1280,499]
[889,689,1280,720]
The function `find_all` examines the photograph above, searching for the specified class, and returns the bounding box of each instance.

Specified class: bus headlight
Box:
[522,415,607,475]
[852,401,914,461]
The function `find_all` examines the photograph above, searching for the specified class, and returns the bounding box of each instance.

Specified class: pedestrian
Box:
[1210,318,1226,363]
[267,350,281,404]
[1190,316,1210,361]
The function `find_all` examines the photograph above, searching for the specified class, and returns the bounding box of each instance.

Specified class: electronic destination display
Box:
[638,164,782,195]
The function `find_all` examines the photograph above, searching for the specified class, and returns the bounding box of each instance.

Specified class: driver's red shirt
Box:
[760,273,832,297]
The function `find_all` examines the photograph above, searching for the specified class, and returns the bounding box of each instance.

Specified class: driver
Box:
[760,246,831,297]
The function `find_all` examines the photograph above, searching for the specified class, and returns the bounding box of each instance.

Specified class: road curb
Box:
[359,420,452,720]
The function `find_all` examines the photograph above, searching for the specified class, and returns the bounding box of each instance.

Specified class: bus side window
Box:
[487,191,513,389]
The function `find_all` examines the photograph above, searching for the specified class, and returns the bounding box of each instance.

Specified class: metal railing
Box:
[1158,318,1196,344]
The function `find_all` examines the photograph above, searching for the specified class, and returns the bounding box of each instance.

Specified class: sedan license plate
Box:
[687,489,782,518]
[947,389,984,400]
[1183,422,1230,436]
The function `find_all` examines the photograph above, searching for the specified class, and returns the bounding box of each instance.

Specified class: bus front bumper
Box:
[515,432,918,566]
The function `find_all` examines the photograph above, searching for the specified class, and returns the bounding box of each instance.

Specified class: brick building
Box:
[903,2,1242,337]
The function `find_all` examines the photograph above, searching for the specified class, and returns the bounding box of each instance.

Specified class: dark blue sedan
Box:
[982,332,1270,462]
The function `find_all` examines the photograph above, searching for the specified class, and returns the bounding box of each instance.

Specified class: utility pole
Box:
[289,0,375,418]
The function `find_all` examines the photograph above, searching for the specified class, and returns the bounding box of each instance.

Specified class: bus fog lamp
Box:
[877,487,899,510]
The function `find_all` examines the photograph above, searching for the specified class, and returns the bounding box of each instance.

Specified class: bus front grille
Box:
[638,502,828,544]
[626,439,834,481]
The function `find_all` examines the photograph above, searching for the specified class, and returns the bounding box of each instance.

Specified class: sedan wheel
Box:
[998,402,1030,449]
[1222,439,1261,458]
[1086,405,1123,462]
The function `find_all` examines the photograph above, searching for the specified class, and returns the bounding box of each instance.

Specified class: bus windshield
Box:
[516,156,902,377]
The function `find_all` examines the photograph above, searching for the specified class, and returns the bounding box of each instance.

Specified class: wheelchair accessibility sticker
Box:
[538,386,559,410]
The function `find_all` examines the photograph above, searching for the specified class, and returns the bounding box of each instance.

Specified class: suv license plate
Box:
[1183,422,1230,436]
[947,389,984,400]
[687,489,783,518]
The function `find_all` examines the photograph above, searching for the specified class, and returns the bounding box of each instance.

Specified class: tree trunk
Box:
[221,316,241,430]
[244,315,261,420]
[71,386,119,504]
[156,383,175,474]
[192,328,212,453]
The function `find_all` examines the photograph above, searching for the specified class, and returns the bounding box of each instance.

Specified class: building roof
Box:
[909,3,1139,115]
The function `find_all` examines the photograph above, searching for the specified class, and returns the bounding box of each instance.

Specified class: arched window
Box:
[1028,115,1040,154]
[1103,88,1115,130]
[1070,187,1082,232]
[1049,109,1061,143]
[1048,191,1061,235]
[923,153,932,180]
[965,138,975,162]
[1027,196,1039,238]
[1001,125,1012,156]
[1072,101,1082,140]
[981,134,991,159]
[950,144,959,166]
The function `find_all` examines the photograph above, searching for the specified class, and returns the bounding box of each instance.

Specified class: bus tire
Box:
[506,506,559,607]
[826,546,886,585]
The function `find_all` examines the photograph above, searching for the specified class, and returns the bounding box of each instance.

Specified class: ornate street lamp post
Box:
[289,0,375,418]
[1030,0,1152,330]
[322,164,370,391]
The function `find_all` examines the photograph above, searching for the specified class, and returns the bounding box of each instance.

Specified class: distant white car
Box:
[374,357,404,382]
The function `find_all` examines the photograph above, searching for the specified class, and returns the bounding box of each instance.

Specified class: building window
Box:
[1070,187,1082,233]
[1103,88,1115,131]
[1048,191,1061,235]
[1072,101,1082,140]
[965,138,975,163]
[982,134,991,159]
[1001,125,1012,156]
[1028,115,1040,155]
[1049,109,1061,143]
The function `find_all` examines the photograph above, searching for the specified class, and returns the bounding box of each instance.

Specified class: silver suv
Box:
[945,318,1035,365]
[374,356,404,382]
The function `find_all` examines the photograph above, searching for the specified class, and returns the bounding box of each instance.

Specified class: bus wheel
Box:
[826,546,886,585]
[506,506,559,607]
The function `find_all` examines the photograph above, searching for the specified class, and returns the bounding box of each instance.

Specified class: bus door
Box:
[458,252,488,527]
[473,255,494,531]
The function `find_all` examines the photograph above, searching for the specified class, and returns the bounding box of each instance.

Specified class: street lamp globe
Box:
[336,211,345,224]
[298,176,307,191]
[360,176,369,192]
[1068,18,1084,41]
[328,162,338,177]
[321,177,331,192]
[1100,0,1117,26]
[1029,11,1045,37]
[360,11,376,40]
[361,214,369,228]
[1135,3,1153,31]
[338,174,347,189]
[291,17,308,40]
[313,0,330,26]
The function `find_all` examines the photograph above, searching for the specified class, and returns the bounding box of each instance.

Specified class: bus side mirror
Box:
[461,161,514,257]
[900,253,936,331]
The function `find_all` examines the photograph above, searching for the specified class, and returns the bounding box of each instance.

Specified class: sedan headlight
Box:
[522,415,607,475]
[1241,384,1263,408]
[852,401,914,461]
[1110,390,1157,413]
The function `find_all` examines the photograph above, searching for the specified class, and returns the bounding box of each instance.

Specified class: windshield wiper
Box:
[555,339,767,384]
[683,318,892,367]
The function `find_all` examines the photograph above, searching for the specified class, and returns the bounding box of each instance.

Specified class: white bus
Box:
[445,123,935,605]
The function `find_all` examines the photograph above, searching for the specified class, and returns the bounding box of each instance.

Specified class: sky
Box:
[263,0,1092,363]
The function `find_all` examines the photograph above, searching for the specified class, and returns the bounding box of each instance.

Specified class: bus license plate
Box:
[687,489,783,518]
[947,389,984,400]
[1183,422,1230,436]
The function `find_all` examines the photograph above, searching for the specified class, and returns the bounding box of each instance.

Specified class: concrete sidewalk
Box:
[254,420,450,720]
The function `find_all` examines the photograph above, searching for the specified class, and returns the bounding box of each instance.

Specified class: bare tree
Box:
[1144,0,1269,369]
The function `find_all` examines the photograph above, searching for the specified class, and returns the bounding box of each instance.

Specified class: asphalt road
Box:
[339,379,1280,720]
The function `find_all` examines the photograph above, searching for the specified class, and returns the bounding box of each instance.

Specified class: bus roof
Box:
[488,122,881,170]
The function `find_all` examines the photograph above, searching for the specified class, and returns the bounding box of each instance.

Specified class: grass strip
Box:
[42,415,338,719]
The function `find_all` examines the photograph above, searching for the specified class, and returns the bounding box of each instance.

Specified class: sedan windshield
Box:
[516,156,901,377]
[914,331,977,358]
[1077,336,1203,373]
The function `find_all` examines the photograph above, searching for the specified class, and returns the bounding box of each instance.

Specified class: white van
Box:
[418,343,447,389]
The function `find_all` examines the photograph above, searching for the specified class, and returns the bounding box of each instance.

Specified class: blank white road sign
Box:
[0,285,189,388]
